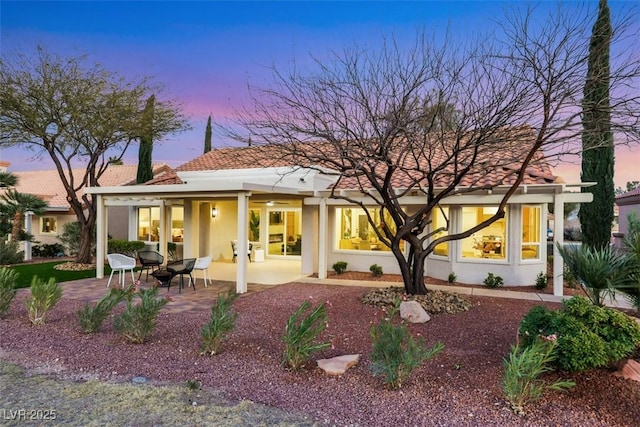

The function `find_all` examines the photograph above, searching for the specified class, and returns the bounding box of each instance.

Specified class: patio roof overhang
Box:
[304,182,596,206]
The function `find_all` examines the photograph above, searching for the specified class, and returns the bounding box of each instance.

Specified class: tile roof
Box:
[616,187,640,203]
[5,164,170,210]
[175,126,558,190]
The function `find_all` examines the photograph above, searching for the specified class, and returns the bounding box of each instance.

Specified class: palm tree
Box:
[0,189,48,241]
[0,171,18,188]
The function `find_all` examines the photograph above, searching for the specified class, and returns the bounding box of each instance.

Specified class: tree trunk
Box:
[74,220,94,264]
[393,235,428,295]
[11,211,22,241]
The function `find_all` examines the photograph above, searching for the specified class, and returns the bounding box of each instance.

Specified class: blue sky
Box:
[1,1,638,186]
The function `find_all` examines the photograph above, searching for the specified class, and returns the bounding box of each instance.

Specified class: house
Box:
[87,133,593,296]
[614,188,640,248]
[1,163,171,256]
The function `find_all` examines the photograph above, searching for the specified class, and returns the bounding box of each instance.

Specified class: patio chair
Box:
[231,240,252,263]
[190,255,212,287]
[106,253,136,288]
[164,258,197,293]
[137,250,164,281]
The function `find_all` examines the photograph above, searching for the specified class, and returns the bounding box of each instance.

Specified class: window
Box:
[521,206,541,260]
[431,207,449,257]
[40,217,57,234]
[335,207,403,252]
[138,207,160,242]
[461,206,507,260]
[170,206,184,243]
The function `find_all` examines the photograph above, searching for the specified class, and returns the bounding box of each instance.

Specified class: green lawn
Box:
[6,261,116,289]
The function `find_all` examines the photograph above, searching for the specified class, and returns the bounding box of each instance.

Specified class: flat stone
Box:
[317,354,360,375]
[131,376,148,384]
[400,300,431,323]
[613,359,640,382]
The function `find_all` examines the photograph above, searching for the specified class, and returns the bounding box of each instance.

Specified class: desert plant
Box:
[77,287,130,333]
[25,276,62,326]
[502,336,575,416]
[282,300,330,371]
[557,244,631,306]
[332,261,347,275]
[534,272,548,290]
[483,273,504,289]
[519,296,640,372]
[0,240,24,265]
[0,267,19,318]
[113,286,169,344]
[447,272,457,284]
[370,300,444,389]
[200,291,239,355]
[369,264,383,277]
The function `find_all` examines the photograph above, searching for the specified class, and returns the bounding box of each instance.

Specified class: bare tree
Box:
[0,46,189,264]
[233,4,639,294]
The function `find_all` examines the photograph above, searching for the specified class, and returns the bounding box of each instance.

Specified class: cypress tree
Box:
[204,115,212,153]
[579,0,614,250]
[136,95,155,184]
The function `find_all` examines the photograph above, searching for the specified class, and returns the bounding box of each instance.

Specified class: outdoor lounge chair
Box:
[137,250,164,281]
[152,258,196,293]
[106,253,136,288]
[191,255,212,287]
[231,240,252,263]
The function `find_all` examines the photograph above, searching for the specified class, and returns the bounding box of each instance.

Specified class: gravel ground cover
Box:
[1,281,639,426]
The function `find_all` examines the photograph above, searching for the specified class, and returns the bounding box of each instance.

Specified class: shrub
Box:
[282,300,330,371]
[519,296,640,371]
[535,272,547,290]
[77,287,131,333]
[332,261,348,275]
[369,264,383,277]
[370,300,444,390]
[447,272,457,284]
[107,239,146,257]
[502,336,575,416]
[32,243,66,258]
[0,240,24,265]
[557,244,631,306]
[113,286,169,344]
[0,268,19,318]
[25,276,62,326]
[200,291,239,355]
[483,273,504,289]
[58,221,92,256]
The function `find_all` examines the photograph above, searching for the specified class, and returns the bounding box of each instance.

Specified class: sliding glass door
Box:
[266,209,302,256]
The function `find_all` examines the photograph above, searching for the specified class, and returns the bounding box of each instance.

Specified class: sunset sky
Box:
[1,1,638,188]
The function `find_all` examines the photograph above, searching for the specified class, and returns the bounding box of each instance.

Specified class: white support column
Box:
[236,192,250,294]
[318,198,328,279]
[96,195,105,279]
[159,201,168,261]
[552,193,566,296]
[24,211,33,262]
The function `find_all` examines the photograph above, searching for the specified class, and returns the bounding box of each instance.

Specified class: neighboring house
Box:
[1,163,171,254]
[88,135,593,296]
[614,188,640,248]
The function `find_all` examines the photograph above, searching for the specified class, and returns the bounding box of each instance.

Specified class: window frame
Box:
[520,205,542,262]
[458,206,509,263]
[39,216,58,234]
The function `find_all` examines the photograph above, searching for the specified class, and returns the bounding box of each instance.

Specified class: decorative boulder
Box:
[400,300,431,323]
[613,359,640,383]
[317,354,360,375]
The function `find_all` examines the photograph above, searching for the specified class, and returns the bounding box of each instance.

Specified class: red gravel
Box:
[1,282,639,426]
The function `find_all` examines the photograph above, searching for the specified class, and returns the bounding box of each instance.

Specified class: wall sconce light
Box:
[211,207,219,218]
